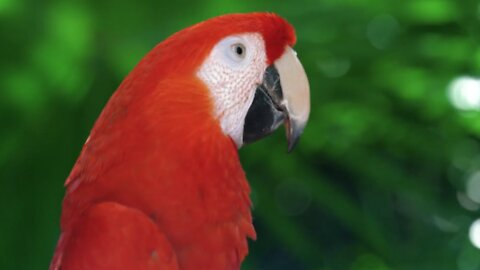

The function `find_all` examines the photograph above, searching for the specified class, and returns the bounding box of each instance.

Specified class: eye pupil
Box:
[229,43,246,61]
[236,46,243,55]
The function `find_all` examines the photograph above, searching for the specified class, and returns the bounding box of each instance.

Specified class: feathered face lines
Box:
[197,33,267,147]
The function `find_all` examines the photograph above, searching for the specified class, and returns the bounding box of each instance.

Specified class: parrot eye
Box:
[232,43,246,59]
[216,37,251,66]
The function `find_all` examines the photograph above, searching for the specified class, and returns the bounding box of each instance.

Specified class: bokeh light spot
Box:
[317,54,351,78]
[469,219,480,249]
[367,14,400,50]
[433,215,459,232]
[448,76,480,111]
[404,0,459,23]
[467,171,480,204]
[457,192,480,211]
[275,181,312,216]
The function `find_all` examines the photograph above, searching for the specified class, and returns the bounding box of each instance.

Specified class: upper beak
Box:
[243,47,310,152]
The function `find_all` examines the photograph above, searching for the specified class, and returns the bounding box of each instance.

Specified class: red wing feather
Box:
[51,202,179,270]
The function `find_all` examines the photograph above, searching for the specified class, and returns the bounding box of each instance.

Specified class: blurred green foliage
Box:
[1,0,479,269]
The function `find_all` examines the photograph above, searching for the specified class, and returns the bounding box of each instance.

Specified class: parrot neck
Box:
[62,77,255,269]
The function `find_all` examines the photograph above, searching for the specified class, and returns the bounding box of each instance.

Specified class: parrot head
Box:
[195,14,310,151]
[196,13,310,150]
[132,13,310,151]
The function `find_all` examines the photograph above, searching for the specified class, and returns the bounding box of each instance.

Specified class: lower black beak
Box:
[242,47,309,151]
[242,65,303,152]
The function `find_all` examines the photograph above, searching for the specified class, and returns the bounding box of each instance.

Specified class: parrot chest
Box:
[62,141,254,270]
[143,159,255,269]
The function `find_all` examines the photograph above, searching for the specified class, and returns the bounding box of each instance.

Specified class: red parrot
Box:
[50,13,310,270]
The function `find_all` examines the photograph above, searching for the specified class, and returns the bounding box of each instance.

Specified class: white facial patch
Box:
[197,33,267,147]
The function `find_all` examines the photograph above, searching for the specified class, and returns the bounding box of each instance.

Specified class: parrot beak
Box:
[243,47,310,152]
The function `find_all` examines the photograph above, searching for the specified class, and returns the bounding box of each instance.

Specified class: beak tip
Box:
[287,137,299,153]
[285,118,305,153]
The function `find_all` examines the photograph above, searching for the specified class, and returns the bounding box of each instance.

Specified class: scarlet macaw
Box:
[50,12,310,270]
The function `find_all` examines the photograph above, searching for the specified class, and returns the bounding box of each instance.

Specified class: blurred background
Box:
[1,0,479,269]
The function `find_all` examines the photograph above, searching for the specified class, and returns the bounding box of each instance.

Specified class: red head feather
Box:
[176,12,297,65]
[130,13,296,81]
